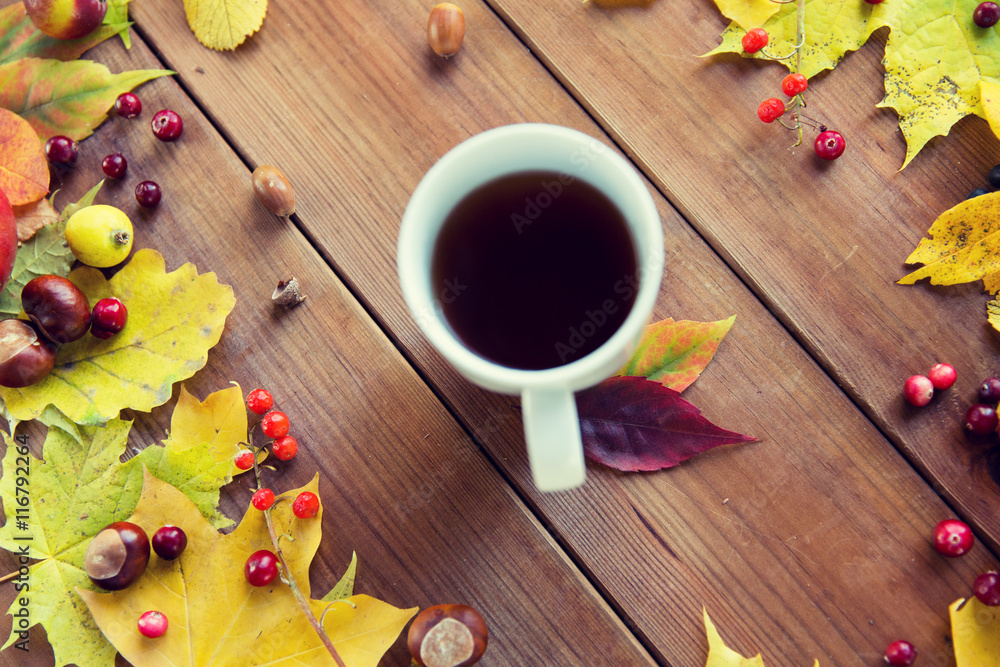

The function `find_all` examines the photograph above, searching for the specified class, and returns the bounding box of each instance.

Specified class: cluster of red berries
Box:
[883,518,999,665]
[43,92,183,209]
[237,388,321,587]
[902,362,957,407]
[235,388,300,470]
[743,29,846,160]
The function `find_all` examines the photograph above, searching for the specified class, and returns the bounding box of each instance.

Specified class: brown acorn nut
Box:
[427,3,465,58]
[252,165,295,217]
[0,319,56,388]
[408,604,488,667]
[84,521,150,591]
[22,275,90,344]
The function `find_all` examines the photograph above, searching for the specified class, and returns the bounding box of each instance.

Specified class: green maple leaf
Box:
[0,249,236,427]
[0,415,232,667]
[0,58,171,143]
[706,0,1000,167]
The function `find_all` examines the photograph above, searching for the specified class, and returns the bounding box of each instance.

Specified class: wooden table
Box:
[2,0,999,664]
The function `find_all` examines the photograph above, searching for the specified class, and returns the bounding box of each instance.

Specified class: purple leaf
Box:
[576,376,756,472]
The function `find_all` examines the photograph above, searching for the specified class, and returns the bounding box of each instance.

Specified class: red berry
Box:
[251,488,275,511]
[757,98,785,124]
[246,388,273,415]
[927,363,956,390]
[974,2,1000,27]
[101,153,127,179]
[815,130,846,160]
[884,640,917,666]
[115,92,142,118]
[741,28,768,54]
[272,435,298,461]
[151,525,187,560]
[964,403,998,435]
[261,411,289,438]
[244,550,279,587]
[933,518,974,557]
[903,375,934,407]
[135,180,162,208]
[292,491,320,519]
[44,136,78,166]
[781,73,808,97]
[151,109,183,141]
[978,377,1000,404]
[137,610,168,638]
[234,450,254,470]
[90,297,127,339]
[973,571,1000,606]
[864,0,884,4]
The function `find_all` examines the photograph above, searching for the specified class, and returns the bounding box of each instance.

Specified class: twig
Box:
[249,428,346,667]
[0,570,20,584]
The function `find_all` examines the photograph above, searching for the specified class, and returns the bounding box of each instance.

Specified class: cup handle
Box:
[521,389,586,492]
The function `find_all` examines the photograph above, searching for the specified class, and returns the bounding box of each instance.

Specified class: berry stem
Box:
[247,425,346,667]
[790,0,806,147]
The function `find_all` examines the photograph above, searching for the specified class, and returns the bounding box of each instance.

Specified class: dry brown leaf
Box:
[12,196,59,242]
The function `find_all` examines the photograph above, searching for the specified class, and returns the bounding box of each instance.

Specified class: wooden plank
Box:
[480,0,1000,548]
[125,1,1000,665]
[0,22,654,666]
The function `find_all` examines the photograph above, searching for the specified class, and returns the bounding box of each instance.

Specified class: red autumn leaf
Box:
[577,376,756,472]
[617,316,735,392]
[0,3,125,66]
[0,107,48,206]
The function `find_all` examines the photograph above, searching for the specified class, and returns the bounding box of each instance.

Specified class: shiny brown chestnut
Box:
[22,275,90,344]
[0,319,56,387]
[84,521,150,591]
[408,604,488,667]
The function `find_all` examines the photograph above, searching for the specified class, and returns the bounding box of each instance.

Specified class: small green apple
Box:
[23,0,107,40]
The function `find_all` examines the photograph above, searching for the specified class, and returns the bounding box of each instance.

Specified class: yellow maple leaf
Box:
[80,469,416,666]
[703,608,819,667]
[983,79,1000,142]
[183,0,268,51]
[710,0,780,32]
[987,299,1000,334]
[898,191,1000,286]
[983,273,1000,296]
[0,248,235,426]
[163,384,253,475]
[951,597,1000,666]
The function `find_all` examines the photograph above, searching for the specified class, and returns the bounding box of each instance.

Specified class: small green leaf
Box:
[59,180,105,222]
[102,0,132,48]
[617,316,736,392]
[323,551,359,602]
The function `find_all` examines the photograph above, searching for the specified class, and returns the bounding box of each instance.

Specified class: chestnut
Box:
[408,604,488,667]
[21,275,90,344]
[0,319,56,388]
[84,521,150,591]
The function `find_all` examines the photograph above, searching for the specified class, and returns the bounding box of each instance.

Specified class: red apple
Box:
[0,188,17,290]
[23,0,107,40]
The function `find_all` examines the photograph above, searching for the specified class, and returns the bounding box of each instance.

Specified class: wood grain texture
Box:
[0,15,654,666]
[481,0,1000,550]
[122,0,1000,665]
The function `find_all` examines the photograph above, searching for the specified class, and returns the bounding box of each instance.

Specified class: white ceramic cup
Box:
[398,123,664,492]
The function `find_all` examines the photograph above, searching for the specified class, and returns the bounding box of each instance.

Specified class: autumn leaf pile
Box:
[707,0,1000,168]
